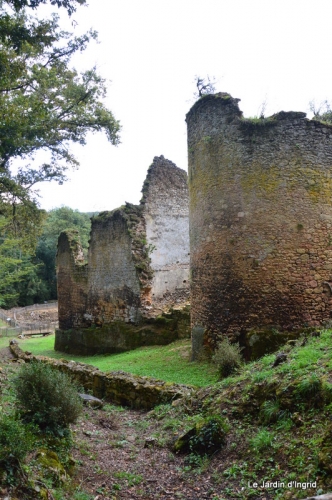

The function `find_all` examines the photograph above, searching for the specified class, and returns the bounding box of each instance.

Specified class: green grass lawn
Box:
[1,335,218,387]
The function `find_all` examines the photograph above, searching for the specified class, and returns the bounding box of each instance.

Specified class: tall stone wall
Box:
[142,156,190,308]
[56,156,189,354]
[56,231,88,330]
[187,93,332,357]
[85,206,148,326]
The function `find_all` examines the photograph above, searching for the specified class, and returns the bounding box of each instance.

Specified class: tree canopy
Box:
[0,0,120,305]
[5,0,87,16]
[0,6,120,237]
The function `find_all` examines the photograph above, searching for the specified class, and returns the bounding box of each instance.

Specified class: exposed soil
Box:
[0,346,15,363]
[2,303,58,326]
[71,405,237,500]
[14,305,58,326]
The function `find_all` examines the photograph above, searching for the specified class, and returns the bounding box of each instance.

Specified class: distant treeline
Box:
[0,207,95,309]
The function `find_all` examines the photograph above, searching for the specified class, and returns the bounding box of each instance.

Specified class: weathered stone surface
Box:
[56,231,87,331]
[303,495,332,500]
[78,393,103,408]
[142,156,190,309]
[243,329,300,360]
[56,156,189,355]
[272,352,287,367]
[55,307,190,355]
[187,93,332,357]
[9,343,194,410]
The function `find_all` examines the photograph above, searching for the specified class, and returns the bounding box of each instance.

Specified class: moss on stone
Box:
[173,415,228,455]
[55,305,190,356]
[244,329,301,360]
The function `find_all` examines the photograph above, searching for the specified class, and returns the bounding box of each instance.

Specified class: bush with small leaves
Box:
[13,361,83,436]
[212,337,243,378]
[0,414,35,481]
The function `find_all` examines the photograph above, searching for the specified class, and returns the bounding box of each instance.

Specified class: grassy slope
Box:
[2,335,217,387]
[152,329,332,499]
[2,331,332,497]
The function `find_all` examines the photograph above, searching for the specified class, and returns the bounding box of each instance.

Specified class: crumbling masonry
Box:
[187,93,332,358]
[55,156,190,355]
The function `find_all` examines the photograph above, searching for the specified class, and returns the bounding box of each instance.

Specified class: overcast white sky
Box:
[30,0,332,213]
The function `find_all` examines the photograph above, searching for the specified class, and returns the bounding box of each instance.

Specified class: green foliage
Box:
[184,452,209,470]
[260,399,290,424]
[0,205,93,306]
[8,0,87,16]
[35,206,93,300]
[212,337,243,378]
[0,10,120,172]
[0,414,35,479]
[0,0,120,270]
[249,428,275,453]
[188,415,229,455]
[0,213,46,307]
[13,361,83,435]
[294,374,332,408]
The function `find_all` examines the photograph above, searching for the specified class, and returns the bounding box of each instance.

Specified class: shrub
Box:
[212,337,243,378]
[294,374,332,409]
[0,414,34,479]
[189,415,229,455]
[13,361,83,436]
[173,415,229,456]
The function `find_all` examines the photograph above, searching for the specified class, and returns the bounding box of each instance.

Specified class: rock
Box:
[144,437,157,448]
[173,415,228,455]
[272,352,287,367]
[303,495,332,500]
[36,449,66,483]
[291,412,303,426]
[79,393,103,409]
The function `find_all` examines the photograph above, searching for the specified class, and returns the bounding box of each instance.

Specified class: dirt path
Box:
[0,346,15,363]
[71,405,228,500]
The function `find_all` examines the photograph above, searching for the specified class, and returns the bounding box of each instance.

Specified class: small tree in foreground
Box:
[13,361,83,436]
[212,337,243,378]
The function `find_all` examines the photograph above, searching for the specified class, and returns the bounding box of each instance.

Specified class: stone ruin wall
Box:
[186,93,332,357]
[142,156,190,310]
[84,204,150,327]
[56,156,189,353]
[56,231,87,330]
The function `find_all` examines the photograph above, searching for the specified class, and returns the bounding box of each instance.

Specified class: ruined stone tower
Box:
[186,93,332,358]
[55,156,190,354]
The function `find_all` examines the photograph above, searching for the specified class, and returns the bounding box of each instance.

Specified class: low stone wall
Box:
[9,343,193,410]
